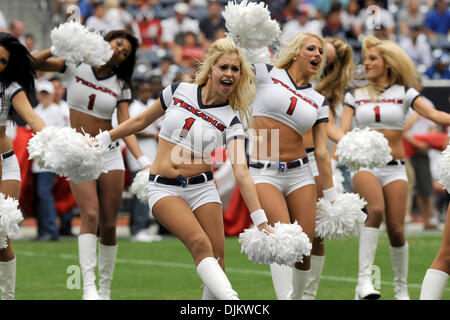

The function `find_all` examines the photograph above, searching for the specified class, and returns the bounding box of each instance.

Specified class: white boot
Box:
[303,255,325,300]
[201,285,217,300]
[289,268,311,300]
[98,243,118,300]
[78,234,101,300]
[196,257,239,300]
[269,263,292,300]
[0,258,16,300]
[355,227,381,300]
[420,269,449,300]
[390,243,410,300]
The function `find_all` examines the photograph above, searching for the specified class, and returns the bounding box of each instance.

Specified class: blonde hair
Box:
[195,38,256,127]
[362,35,420,97]
[272,33,326,83]
[315,37,356,116]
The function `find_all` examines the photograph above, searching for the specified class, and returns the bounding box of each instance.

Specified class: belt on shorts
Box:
[1,150,14,160]
[248,156,309,173]
[149,171,214,188]
[387,159,405,166]
[305,147,315,153]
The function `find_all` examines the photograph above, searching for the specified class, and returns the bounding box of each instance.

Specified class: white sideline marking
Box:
[14,250,449,292]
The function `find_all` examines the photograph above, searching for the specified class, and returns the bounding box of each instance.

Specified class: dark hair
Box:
[0,32,36,120]
[103,30,139,92]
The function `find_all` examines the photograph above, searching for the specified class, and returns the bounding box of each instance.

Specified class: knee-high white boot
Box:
[269,263,292,300]
[420,269,449,300]
[201,285,217,300]
[289,268,311,300]
[78,234,101,300]
[390,243,410,300]
[303,255,325,300]
[98,243,118,300]
[196,257,239,300]
[0,258,16,300]
[355,227,381,300]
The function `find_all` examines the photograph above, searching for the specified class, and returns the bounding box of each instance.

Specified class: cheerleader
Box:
[340,35,450,300]
[32,30,149,300]
[94,38,272,300]
[249,33,336,300]
[0,32,46,300]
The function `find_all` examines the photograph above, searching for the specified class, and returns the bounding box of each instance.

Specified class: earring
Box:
[293,57,297,61]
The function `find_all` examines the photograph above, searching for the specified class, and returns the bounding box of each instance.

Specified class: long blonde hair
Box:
[315,37,356,116]
[195,38,256,127]
[272,33,327,83]
[362,35,420,97]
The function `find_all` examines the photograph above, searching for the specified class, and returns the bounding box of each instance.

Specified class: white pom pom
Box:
[241,46,272,64]
[438,143,450,192]
[0,194,23,249]
[333,166,345,194]
[336,127,392,172]
[239,221,312,266]
[222,1,281,50]
[130,169,150,203]
[315,193,367,240]
[50,21,113,66]
[27,126,109,184]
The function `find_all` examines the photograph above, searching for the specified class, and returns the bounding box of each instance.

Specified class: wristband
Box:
[250,209,268,227]
[137,155,151,169]
[331,159,337,171]
[323,187,338,202]
[95,131,112,147]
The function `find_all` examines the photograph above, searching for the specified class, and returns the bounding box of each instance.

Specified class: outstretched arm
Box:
[12,91,46,132]
[32,48,65,72]
[414,97,450,127]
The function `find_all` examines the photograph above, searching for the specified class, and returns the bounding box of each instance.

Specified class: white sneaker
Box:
[131,229,162,242]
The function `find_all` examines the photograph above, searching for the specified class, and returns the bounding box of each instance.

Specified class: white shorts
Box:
[147,172,222,214]
[249,157,315,197]
[2,150,20,182]
[352,160,408,187]
[306,147,319,177]
[104,142,125,172]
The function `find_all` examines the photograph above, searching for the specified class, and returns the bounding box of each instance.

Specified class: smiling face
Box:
[0,46,10,73]
[209,52,241,99]
[363,46,388,82]
[296,36,323,77]
[109,37,132,66]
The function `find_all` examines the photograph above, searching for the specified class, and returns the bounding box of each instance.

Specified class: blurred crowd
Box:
[0,0,448,240]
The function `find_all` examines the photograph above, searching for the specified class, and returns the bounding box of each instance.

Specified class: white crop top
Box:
[62,63,132,120]
[344,85,420,130]
[0,82,22,126]
[158,82,245,156]
[251,63,329,136]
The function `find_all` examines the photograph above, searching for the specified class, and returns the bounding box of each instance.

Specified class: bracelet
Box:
[137,155,151,169]
[95,131,112,147]
[323,187,338,202]
[250,209,268,227]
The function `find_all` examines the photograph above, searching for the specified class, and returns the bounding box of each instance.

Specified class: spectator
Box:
[161,2,200,52]
[399,25,433,68]
[85,0,112,35]
[32,81,70,241]
[424,0,450,46]
[281,6,322,42]
[274,0,300,26]
[127,78,163,242]
[340,0,364,40]
[321,3,346,39]
[199,0,226,49]
[78,0,95,24]
[49,76,73,237]
[149,54,182,87]
[24,33,36,54]
[132,4,162,51]
[425,52,450,79]
[173,31,204,70]
[9,20,25,44]
[397,0,426,37]
[106,0,134,33]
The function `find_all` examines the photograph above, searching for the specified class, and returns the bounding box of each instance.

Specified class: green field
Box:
[11,232,450,300]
